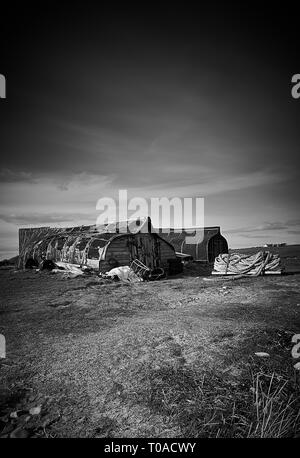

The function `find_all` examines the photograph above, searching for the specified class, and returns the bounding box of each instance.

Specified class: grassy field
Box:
[0,246,300,438]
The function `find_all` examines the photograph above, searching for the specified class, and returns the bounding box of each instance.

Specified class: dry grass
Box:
[248,371,300,438]
[0,266,300,437]
[134,361,300,438]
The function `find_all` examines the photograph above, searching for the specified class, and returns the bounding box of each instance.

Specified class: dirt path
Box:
[1,269,300,437]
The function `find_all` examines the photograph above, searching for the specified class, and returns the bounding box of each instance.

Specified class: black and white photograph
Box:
[0,1,300,446]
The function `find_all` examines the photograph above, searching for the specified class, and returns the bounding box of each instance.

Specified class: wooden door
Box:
[129,234,160,269]
[208,235,224,262]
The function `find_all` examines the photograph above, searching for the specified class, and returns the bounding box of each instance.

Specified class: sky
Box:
[0,3,300,259]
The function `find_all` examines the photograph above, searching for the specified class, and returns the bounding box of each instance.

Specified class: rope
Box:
[212,251,282,276]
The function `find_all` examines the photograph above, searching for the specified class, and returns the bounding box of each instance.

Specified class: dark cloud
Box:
[0,212,94,226]
[239,234,274,239]
[1,5,300,185]
[286,219,300,227]
[0,168,36,183]
[226,222,291,234]
[0,4,299,254]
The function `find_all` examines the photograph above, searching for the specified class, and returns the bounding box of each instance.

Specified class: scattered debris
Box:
[99,260,166,283]
[130,259,166,281]
[130,259,150,279]
[29,406,42,416]
[146,267,166,281]
[212,251,282,276]
[51,262,88,278]
[101,265,142,283]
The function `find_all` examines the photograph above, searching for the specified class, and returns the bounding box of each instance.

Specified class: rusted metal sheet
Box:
[18,218,177,271]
